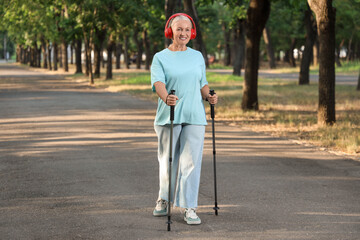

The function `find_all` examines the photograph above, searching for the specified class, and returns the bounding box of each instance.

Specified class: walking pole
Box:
[209,90,219,215]
[167,90,175,231]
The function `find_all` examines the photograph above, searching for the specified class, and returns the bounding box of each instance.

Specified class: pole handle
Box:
[209,90,215,119]
[169,90,175,121]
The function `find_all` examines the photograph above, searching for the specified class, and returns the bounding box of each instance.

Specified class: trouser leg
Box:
[154,124,181,202]
[174,125,205,208]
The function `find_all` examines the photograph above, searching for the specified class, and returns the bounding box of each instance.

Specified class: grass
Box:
[264,60,359,75]
[87,69,360,157]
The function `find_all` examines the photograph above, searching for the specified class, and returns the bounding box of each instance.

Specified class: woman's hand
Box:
[166,94,179,106]
[207,93,218,105]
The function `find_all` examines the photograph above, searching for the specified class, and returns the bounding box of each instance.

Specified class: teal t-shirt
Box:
[151,47,208,126]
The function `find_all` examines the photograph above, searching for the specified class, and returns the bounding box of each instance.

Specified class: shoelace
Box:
[156,200,167,210]
[186,208,198,219]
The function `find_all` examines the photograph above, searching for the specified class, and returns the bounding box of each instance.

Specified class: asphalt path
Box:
[1,64,360,240]
[208,69,358,86]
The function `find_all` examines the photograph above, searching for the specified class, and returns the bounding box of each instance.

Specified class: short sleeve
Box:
[200,56,208,88]
[151,54,166,92]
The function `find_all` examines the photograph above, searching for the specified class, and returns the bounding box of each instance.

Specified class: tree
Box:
[299,3,317,85]
[308,0,336,125]
[184,0,209,67]
[263,26,276,69]
[241,0,270,110]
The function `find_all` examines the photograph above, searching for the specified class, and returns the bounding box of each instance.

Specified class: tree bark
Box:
[299,3,317,85]
[262,26,276,69]
[233,19,245,76]
[241,0,271,110]
[75,38,82,74]
[184,0,209,67]
[308,0,336,125]
[106,36,115,80]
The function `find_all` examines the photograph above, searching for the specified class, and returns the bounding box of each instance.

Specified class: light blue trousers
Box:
[154,124,205,208]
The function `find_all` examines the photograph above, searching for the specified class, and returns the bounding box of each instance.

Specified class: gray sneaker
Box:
[153,199,168,217]
[184,208,201,225]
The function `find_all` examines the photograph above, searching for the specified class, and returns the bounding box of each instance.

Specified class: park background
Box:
[0,0,359,157]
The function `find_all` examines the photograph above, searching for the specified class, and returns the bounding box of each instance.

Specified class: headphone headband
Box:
[164,13,197,40]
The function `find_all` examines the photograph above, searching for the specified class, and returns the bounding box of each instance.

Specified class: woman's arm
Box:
[154,81,178,106]
[201,85,218,105]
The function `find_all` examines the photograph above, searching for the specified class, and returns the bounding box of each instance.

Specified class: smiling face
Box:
[170,18,192,47]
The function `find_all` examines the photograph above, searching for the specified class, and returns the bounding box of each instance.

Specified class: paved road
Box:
[1,64,360,239]
[208,69,358,86]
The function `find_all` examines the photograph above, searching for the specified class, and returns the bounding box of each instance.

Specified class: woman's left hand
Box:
[207,93,218,105]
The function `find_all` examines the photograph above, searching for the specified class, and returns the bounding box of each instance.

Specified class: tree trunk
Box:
[165,0,177,47]
[53,43,58,71]
[308,0,336,125]
[115,43,122,69]
[59,44,63,68]
[184,0,209,67]
[41,37,48,69]
[70,43,74,65]
[262,26,276,69]
[83,29,94,84]
[106,36,115,80]
[94,29,106,78]
[133,26,143,69]
[299,3,317,85]
[124,35,130,69]
[47,42,52,70]
[62,40,68,72]
[37,47,42,67]
[357,69,360,91]
[75,38,82,74]
[222,22,232,66]
[289,38,297,67]
[16,45,20,62]
[233,19,245,76]
[241,0,271,110]
[143,30,151,70]
[94,45,101,78]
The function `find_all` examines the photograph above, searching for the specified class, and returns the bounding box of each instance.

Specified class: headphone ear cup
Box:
[164,27,173,39]
[190,29,196,39]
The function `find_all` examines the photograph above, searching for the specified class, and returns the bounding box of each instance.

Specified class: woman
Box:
[151,13,218,225]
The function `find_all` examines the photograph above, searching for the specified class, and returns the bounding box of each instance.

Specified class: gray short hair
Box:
[170,15,193,28]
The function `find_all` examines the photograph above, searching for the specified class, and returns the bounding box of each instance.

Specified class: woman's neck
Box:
[168,43,187,51]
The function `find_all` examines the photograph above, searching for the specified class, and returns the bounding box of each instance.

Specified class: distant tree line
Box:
[1,0,359,125]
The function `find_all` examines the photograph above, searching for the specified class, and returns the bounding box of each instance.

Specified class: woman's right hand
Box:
[166,94,179,106]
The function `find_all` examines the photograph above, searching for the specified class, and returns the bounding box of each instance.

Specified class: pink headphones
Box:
[164,13,197,40]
